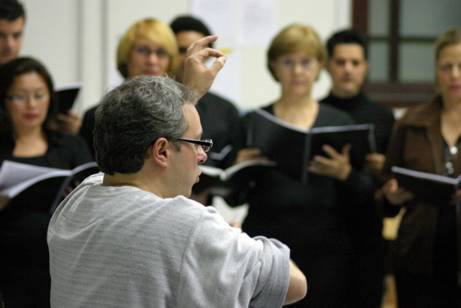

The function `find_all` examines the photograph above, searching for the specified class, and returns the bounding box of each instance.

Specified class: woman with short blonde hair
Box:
[116,18,178,78]
[230,23,359,307]
[81,18,179,156]
[267,24,326,81]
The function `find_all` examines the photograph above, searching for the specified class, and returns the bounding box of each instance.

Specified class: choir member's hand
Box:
[382,178,413,205]
[366,153,386,175]
[308,144,351,181]
[56,111,82,135]
[234,148,264,164]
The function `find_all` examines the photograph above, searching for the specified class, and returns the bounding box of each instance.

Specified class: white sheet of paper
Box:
[239,0,278,47]
[190,0,237,42]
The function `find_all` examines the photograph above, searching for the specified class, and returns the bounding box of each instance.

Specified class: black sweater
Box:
[321,92,395,154]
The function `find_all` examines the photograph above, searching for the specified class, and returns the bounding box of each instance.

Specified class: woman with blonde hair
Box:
[229,24,370,307]
[80,17,178,155]
[116,17,178,78]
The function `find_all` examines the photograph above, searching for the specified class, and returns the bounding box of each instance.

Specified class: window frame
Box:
[352,0,435,108]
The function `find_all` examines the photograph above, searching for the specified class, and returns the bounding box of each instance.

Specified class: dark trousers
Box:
[395,270,461,308]
[288,253,351,308]
[346,251,383,308]
[0,210,51,308]
[1,266,50,308]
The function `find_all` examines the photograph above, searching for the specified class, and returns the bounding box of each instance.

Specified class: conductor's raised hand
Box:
[182,35,226,99]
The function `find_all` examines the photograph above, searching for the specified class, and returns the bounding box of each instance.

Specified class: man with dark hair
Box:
[323,29,394,161]
[0,0,81,135]
[47,35,307,308]
[321,29,395,307]
[0,0,25,65]
[170,15,213,81]
[170,15,239,171]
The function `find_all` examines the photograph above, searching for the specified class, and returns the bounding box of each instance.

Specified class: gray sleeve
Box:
[249,236,290,307]
[176,206,290,308]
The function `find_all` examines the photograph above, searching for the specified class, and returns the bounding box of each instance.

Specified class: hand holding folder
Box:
[391,166,461,205]
[196,159,276,197]
[247,109,376,183]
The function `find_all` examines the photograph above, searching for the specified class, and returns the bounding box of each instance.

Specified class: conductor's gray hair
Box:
[94,76,196,174]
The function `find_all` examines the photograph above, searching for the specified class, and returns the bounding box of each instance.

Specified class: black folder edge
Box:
[55,82,82,114]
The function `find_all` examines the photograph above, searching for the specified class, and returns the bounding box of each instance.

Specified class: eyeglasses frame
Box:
[177,137,213,153]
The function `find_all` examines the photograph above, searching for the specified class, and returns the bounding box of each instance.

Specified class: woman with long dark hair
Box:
[0,57,92,308]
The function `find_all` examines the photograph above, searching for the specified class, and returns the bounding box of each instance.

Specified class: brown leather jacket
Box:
[383,96,461,276]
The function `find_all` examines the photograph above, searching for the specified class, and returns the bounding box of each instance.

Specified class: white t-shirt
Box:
[48,173,290,308]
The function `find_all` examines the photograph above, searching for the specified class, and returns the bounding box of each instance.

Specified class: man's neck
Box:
[103,171,167,198]
[331,88,360,99]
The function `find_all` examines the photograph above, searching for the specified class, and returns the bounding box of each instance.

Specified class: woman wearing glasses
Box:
[0,57,92,307]
[229,24,373,307]
[80,17,178,156]
[382,28,461,307]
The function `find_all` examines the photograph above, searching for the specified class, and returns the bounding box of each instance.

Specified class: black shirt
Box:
[229,103,358,307]
[0,131,92,307]
[321,92,395,154]
[196,92,240,168]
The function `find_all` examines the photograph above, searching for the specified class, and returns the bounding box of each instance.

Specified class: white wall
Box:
[20,0,351,113]
[20,0,80,101]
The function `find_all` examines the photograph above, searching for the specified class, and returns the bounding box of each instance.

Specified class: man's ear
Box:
[149,137,170,168]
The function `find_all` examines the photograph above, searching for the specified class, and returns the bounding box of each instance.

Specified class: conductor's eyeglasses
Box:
[177,138,213,153]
